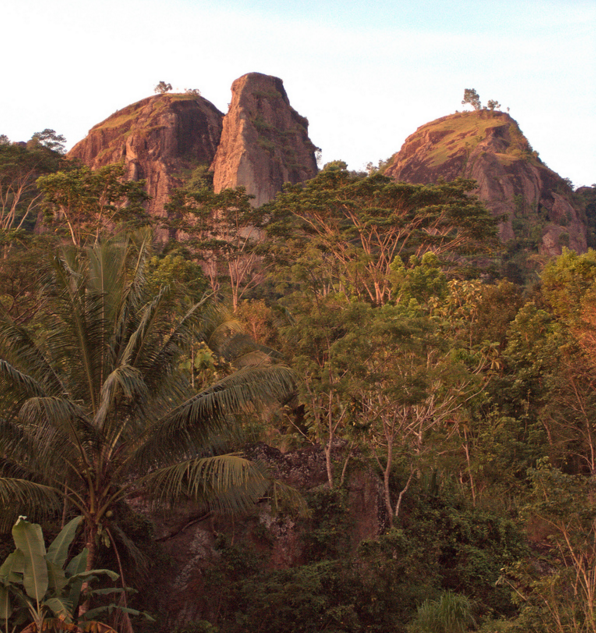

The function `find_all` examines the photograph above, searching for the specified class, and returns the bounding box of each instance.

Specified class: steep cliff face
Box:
[211,73,319,207]
[135,443,383,630]
[68,94,224,218]
[384,111,586,258]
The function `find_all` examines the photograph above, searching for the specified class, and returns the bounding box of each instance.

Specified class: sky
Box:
[1,0,595,187]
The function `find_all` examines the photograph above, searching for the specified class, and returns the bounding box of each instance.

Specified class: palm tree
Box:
[0,231,295,573]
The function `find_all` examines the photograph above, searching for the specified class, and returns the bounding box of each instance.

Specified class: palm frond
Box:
[93,364,148,431]
[137,454,269,513]
[53,251,127,409]
[0,359,46,398]
[0,418,84,488]
[0,319,65,395]
[19,396,87,427]
[231,349,276,368]
[119,286,170,368]
[267,479,309,517]
[140,292,213,392]
[109,524,151,578]
[17,397,96,471]
[130,364,294,470]
[204,309,245,350]
[0,478,60,528]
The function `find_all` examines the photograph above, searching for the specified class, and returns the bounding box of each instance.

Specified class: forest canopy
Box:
[0,149,595,633]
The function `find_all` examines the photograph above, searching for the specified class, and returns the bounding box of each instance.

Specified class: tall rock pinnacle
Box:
[211,73,319,206]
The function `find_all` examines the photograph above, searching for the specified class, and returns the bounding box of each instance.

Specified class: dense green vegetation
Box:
[1,143,596,633]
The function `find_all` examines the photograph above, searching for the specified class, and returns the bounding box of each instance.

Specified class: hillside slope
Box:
[384,111,586,264]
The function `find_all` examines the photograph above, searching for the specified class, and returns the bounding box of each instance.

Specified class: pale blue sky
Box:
[1,0,594,186]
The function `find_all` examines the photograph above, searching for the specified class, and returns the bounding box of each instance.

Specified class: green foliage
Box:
[0,235,56,325]
[257,137,275,152]
[29,130,66,155]
[0,517,150,633]
[408,591,475,633]
[181,163,213,192]
[301,488,352,561]
[390,252,449,308]
[201,532,431,633]
[506,124,537,161]
[4,142,596,633]
[154,82,172,95]
[146,253,208,301]
[266,167,499,305]
[165,186,263,310]
[37,163,151,247]
[462,89,481,111]
[0,233,294,562]
[576,185,596,248]
[541,247,596,322]
[0,141,63,244]
[501,463,596,633]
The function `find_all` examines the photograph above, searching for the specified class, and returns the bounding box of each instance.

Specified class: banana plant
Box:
[0,517,151,633]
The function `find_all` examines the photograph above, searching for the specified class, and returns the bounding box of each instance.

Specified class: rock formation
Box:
[384,111,586,258]
[69,73,319,221]
[69,93,224,219]
[210,73,319,207]
[136,442,383,629]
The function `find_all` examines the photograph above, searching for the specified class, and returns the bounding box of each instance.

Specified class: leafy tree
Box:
[462,89,481,111]
[0,232,295,573]
[280,283,484,512]
[331,302,485,523]
[0,142,63,253]
[154,82,172,95]
[504,463,596,633]
[37,164,150,247]
[516,250,596,474]
[280,293,363,488]
[266,166,498,305]
[29,130,67,155]
[0,236,56,325]
[166,186,265,311]
[541,247,596,324]
[487,100,501,112]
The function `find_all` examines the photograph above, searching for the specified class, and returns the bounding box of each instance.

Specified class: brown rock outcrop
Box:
[384,111,586,257]
[133,443,383,629]
[68,94,224,220]
[211,73,319,206]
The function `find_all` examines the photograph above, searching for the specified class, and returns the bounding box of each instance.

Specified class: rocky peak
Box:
[384,111,586,259]
[211,72,318,206]
[68,93,224,220]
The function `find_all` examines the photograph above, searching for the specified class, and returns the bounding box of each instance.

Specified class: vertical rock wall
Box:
[211,73,319,207]
[68,74,319,219]
[69,95,224,220]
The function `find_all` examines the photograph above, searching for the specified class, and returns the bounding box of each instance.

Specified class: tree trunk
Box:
[78,524,98,617]
[325,443,334,489]
[383,435,394,527]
